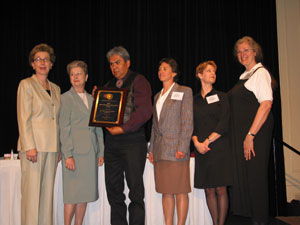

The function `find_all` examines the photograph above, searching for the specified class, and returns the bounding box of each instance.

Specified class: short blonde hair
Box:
[66,60,88,75]
[195,60,217,79]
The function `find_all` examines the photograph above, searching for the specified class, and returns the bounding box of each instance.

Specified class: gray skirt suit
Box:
[149,83,193,194]
[59,87,104,204]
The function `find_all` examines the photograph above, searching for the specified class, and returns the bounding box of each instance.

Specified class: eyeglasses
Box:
[71,72,83,76]
[34,57,50,63]
[236,49,254,55]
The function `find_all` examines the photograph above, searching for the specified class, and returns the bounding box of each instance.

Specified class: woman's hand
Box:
[65,157,75,171]
[26,149,38,163]
[243,135,256,160]
[57,152,61,163]
[92,85,98,98]
[194,140,210,154]
[148,153,154,164]
[243,100,272,160]
[176,151,186,159]
[98,157,104,166]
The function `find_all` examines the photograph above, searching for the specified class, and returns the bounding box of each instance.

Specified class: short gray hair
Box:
[66,60,88,75]
[106,46,130,62]
[234,36,263,63]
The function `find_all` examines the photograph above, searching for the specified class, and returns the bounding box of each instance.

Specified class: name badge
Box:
[171,92,184,100]
[206,94,219,104]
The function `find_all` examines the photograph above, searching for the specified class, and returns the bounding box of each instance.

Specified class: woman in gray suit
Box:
[148,58,193,225]
[59,60,104,225]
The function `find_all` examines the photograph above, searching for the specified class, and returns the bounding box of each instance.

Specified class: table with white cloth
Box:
[0,159,21,225]
[0,158,212,225]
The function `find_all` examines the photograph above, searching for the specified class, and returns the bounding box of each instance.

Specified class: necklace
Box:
[38,80,50,90]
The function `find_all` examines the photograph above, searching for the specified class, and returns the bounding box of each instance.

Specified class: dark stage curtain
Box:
[1,0,286,216]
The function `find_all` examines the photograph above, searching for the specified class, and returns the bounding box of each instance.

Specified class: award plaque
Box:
[89,87,128,127]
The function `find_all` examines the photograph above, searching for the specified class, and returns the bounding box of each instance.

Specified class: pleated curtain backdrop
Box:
[0,0,286,216]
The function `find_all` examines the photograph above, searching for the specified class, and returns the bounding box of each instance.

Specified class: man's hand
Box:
[106,126,124,135]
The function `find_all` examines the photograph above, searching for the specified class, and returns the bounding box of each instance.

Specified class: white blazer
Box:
[17,74,61,153]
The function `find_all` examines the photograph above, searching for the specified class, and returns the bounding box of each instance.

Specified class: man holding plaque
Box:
[102,46,152,225]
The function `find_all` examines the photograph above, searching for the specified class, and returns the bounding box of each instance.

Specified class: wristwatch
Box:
[207,137,213,143]
[247,131,256,137]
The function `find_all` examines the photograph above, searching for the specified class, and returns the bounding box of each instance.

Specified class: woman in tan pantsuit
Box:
[148,58,193,225]
[17,43,60,225]
[59,60,104,225]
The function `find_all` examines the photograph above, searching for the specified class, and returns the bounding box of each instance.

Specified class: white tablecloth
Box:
[0,158,212,225]
[0,160,21,225]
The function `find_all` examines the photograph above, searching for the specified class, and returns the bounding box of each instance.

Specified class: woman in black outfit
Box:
[228,36,274,225]
[192,61,232,225]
